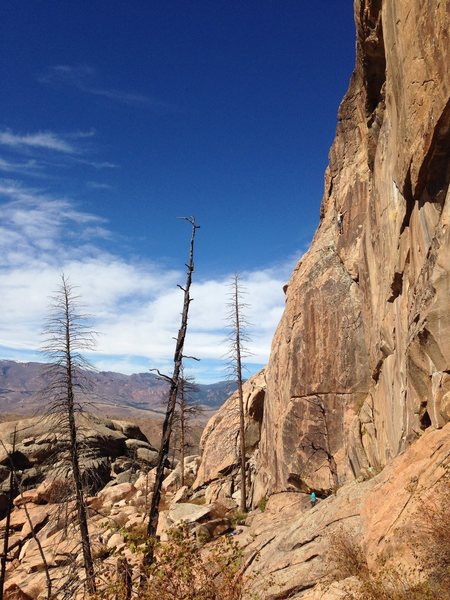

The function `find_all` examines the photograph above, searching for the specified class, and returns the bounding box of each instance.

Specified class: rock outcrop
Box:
[0,450,211,598]
[198,0,450,503]
[256,0,450,497]
[193,370,266,506]
[241,423,450,599]
[0,414,158,518]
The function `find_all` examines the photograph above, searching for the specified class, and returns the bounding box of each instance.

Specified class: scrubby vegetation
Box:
[327,478,450,600]
[96,524,258,600]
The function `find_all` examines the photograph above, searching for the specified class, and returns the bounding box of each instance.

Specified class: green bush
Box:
[257,496,268,513]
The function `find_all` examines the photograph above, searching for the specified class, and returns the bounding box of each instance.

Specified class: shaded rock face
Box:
[254,0,450,497]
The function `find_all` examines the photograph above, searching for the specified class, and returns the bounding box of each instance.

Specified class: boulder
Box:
[107,532,125,550]
[161,467,181,492]
[166,502,213,527]
[195,518,232,543]
[13,489,42,507]
[112,457,135,475]
[91,482,136,509]
[136,448,158,466]
[171,485,190,505]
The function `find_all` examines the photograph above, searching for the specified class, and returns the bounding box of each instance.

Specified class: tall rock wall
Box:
[254,0,450,498]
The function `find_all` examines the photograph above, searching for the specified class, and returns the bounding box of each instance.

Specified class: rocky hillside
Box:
[0,360,235,416]
[0,414,158,519]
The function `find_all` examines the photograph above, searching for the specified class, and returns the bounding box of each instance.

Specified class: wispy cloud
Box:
[87,181,112,190]
[0,188,292,382]
[39,64,176,111]
[67,157,118,170]
[0,128,118,180]
[0,158,43,176]
[0,130,77,153]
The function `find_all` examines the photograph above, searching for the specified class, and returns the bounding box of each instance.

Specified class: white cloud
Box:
[0,130,77,153]
[69,158,118,170]
[0,187,296,382]
[0,158,43,176]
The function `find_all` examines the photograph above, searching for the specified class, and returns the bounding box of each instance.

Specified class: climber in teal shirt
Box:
[310,491,316,507]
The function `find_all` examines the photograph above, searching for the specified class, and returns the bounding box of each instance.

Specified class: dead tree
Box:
[299,397,339,491]
[116,557,132,600]
[226,274,251,513]
[0,431,17,600]
[42,275,96,594]
[145,217,200,556]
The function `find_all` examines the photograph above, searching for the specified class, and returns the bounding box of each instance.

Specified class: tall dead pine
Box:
[227,274,250,513]
[146,217,200,553]
[0,431,17,600]
[43,275,96,594]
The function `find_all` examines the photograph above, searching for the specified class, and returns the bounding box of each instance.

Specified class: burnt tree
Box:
[226,274,250,513]
[42,275,96,594]
[146,217,200,553]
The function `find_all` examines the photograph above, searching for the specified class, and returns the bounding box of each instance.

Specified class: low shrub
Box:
[327,528,368,581]
[327,478,450,599]
[97,523,258,599]
[257,496,268,513]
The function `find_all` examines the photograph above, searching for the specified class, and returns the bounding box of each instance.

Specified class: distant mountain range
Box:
[0,360,237,418]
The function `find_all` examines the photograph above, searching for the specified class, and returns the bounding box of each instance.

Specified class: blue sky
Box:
[0,1,355,382]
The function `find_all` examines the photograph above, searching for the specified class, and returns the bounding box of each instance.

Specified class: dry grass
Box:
[327,477,450,599]
[327,528,369,581]
[415,479,450,582]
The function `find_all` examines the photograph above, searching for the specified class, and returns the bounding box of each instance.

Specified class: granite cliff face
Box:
[193,371,266,506]
[254,0,450,499]
[197,0,450,504]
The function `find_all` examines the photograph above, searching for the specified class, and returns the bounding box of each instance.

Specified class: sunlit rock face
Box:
[255,0,450,497]
[193,370,266,507]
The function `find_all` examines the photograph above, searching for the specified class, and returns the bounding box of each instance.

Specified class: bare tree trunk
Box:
[0,433,16,600]
[179,378,186,489]
[116,557,132,600]
[62,282,96,594]
[145,217,199,559]
[233,277,247,513]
